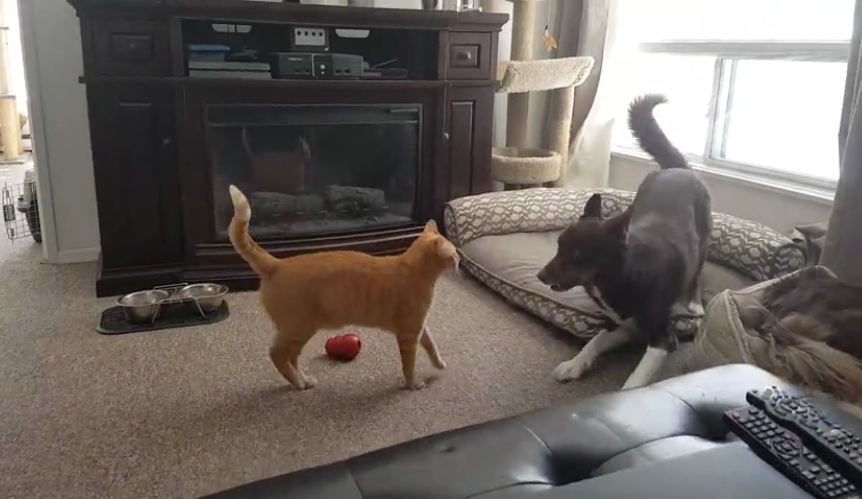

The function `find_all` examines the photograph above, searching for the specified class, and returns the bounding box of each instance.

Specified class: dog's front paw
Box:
[553,358,589,383]
[432,358,447,370]
[405,379,426,390]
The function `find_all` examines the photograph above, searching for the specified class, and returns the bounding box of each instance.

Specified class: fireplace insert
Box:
[208,103,421,240]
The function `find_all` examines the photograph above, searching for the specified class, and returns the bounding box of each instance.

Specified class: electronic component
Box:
[272,53,363,79]
[290,27,330,52]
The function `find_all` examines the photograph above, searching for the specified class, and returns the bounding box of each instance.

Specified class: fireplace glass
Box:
[208,104,420,240]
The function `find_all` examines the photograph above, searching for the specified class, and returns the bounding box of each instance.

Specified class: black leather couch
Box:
[204,365,792,499]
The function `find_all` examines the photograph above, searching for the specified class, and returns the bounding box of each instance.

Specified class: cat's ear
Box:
[435,237,456,258]
[434,237,459,269]
[580,193,603,220]
[424,219,439,233]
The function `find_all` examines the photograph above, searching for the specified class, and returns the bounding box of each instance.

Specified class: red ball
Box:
[325,333,362,361]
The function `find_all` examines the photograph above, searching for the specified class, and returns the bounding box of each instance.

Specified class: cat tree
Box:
[492,0,593,189]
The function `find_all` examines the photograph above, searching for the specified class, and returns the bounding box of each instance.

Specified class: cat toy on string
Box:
[543,25,558,53]
[543,2,558,53]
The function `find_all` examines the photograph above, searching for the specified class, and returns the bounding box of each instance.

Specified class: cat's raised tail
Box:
[228,185,280,277]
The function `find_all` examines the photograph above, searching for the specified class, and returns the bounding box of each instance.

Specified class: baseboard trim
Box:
[53,247,100,264]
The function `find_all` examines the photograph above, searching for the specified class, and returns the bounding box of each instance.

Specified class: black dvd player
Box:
[272,52,363,79]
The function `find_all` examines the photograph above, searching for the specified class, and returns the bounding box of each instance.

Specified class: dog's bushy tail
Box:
[228,185,280,278]
[628,94,688,169]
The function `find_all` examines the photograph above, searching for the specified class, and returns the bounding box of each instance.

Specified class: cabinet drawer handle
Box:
[455,50,473,61]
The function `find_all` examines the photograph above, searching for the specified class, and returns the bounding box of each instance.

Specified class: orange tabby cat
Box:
[228,185,458,390]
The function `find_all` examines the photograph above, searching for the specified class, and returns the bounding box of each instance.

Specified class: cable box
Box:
[272,52,363,79]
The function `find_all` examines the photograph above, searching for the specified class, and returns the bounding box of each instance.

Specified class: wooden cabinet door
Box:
[445,85,494,201]
[88,85,183,269]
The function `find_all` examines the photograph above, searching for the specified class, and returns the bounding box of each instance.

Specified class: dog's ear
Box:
[793,223,827,265]
[424,219,439,233]
[795,223,827,240]
[581,194,603,220]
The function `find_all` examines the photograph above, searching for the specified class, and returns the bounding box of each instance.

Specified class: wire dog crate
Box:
[2,180,41,243]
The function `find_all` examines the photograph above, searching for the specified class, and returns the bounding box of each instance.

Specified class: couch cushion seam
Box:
[342,461,370,499]
[649,385,716,439]
[465,481,553,499]
[587,433,719,471]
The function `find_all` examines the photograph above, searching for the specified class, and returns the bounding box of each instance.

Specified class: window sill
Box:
[610,149,835,206]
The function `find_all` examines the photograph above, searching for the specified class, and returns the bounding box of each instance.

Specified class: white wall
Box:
[609,154,833,235]
[20,0,100,263]
[4,0,27,116]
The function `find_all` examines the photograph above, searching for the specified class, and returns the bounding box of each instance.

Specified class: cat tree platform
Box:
[493,56,593,188]
[491,146,560,185]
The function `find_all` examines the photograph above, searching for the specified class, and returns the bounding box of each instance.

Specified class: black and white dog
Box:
[537,95,712,389]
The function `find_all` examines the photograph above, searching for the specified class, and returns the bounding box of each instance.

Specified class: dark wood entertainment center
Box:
[67,0,507,296]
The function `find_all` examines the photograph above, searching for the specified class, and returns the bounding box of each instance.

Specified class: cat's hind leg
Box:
[397,331,425,390]
[271,325,316,389]
[420,326,446,369]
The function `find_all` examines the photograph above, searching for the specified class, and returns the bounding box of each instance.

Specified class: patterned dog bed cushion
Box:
[460,232,611,338]
[445,187,806,340]
[445,187,805,282]
[461,231,721,340]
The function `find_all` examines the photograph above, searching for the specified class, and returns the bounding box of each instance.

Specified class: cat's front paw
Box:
[405,379,426,390]
[302,374,317,388]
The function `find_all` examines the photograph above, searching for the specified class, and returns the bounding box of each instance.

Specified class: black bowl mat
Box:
[97,302,230,335]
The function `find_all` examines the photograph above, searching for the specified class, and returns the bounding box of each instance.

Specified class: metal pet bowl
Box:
[117,289,170,323]
[178,283,229,313]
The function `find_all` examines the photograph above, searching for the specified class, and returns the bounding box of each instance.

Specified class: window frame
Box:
[614,40,851,190]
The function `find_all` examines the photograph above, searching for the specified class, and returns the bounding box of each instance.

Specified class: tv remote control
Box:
[747,386,862,485]
[725,406,858,498]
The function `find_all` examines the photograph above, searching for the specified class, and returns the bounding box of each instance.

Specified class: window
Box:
[612,0,855,186]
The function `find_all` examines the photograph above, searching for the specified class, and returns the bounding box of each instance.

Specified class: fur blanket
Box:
[693,266,862,415]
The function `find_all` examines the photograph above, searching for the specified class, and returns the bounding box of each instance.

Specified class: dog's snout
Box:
[537,266,551,284]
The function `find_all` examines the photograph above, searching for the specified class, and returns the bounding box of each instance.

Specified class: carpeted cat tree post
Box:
[492,0,593,189]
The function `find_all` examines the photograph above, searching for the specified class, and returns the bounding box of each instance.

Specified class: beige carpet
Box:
[0,239,688,498]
